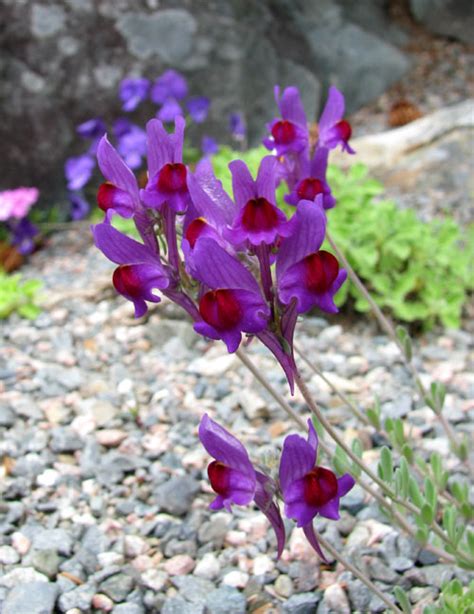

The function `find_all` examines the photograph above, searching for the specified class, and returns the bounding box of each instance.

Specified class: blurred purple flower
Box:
[76,118,106,139]
[318,86,355,154]
[113,118,133,138]
[156,98,183,123]
[151,70,188,105]
[9,218,39,255]
[263,86,308,156]
[65,154,95,191]
[117,125,147,170]
[119,78,150,112]
[69,194,90,221]
[186,96,210,123]
[229,113,246,139]
[201,136,219,156]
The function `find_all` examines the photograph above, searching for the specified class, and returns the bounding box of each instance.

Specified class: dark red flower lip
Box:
[271,120,296,145]
[157,162,187,194]
[199,289,242,331]
[241,197,279,233]
[303,466,338,507]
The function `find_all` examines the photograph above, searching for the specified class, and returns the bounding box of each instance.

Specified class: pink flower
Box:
[0,188,39,221]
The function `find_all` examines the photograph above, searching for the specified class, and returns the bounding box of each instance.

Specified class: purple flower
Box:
[279,419,355,560]
[156,98,183,123]
[225,156,293,247]
[9,218,39,255]
[318,86,355,154]
[117,125,147,170]
[0,188,39,221]
[113,118,133,138]
[186,96,210,123]
[229,113,246,139]
[188,238,270,353]
[284,147,336,210]
[76,118,106,139]
[140,116,190,214]
[70,194,90,221]
[119,78,150,112]
[276,199,346,314]
[201,135,219,156]
[150,70,188,105]
[263,86,308,157]
[92,222,170,318]
[65,154,95,191]
[199,414,286,557]
[96,136,140,219]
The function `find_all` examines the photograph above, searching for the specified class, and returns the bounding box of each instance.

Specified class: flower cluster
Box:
[0,187,39,255]
[92,85,354,390]
[199,414,355,559]
[66,70,246,221]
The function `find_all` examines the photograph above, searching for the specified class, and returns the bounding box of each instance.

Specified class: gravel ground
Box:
[0,225,473,614]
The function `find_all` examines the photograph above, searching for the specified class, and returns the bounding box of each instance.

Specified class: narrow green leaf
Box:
[401,444,414,464]
[408,476,424,508]
[400,457,410,499]
[366,408,380,430]
[333,445,350,475]
[415,526,429,545]
[393,586,412,614]
[421,503,435,525]
[396,326,413,362]
[379,446,393,483]
[384,417,394,433]
[430,452,442,483]
[424,477,437,511]
[393,418,405,447]
[467,530,474,557]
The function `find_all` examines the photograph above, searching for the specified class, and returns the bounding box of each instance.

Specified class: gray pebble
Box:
[100,572,135,602]
[3,581,58,614]
[162,597,203,614]
[57,582,96,612]
[283,592,322,614]
[155,476,200,516]
[113,604,145,614]
[32,529,73,557]
[205,586,246,614]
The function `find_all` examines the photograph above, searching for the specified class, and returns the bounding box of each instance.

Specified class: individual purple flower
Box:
[201,135,219,156]
[284,147,336,210]
[119,78,150,112]
[117,125,147,170]
[96,136,140,219]
[92,222,170,318]
[277,198,346,314]
[156,98,184,123]
[229,113,246,139]
[150,70,188,105]
[199,414,286,557]
[0,187,39,221]
[65,154,95,191]
[9,218,39,255]
[140,116,190,214]
[76,118,106,140]
[263,86,308,156]
[318,86,355,154]
[113,118,133,138]
[186,96,210,123]
[187,238,270,353]
[70,194,90,221]
[279,419,355,560]
[225,156,293,247]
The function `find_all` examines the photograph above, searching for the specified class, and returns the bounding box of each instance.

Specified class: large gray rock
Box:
[0,0,410,206]
[3,582,58,614]
[410,1,474,44]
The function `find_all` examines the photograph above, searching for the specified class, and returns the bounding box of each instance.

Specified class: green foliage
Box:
[211,147,473,328]
[423,579,474,614]
[325,163,473,329]
[0,270,42,319]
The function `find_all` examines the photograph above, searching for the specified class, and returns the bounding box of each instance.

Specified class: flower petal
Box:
[278,86,307,127]
[302,523,328,562]
[279,432,316,493]
[97,136,138,201]
[338,473,356,498]
[255,472,286,559]
[318,86,345,134]
[145,118,174,178]
[255,156,278,203]
[92,222,159,266]
[229,159,256,209]
[198,414,256,478]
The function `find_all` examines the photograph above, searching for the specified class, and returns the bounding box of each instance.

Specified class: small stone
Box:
[205,586,246,614]
[162,597,202,614]
[92,593,114,611]
[163,554,195,576]
[112,604,145,614]
[389,556,414,572]
[50,428,83,453]
[0,545,20,565]
[0,567,48,588]
[282,592,321,614]
[347,579,371,611]
[422,564,454,589]
[0,406,15,427]
[2,581,58,614]
[28,548,61,578]
[369,557,400,583]
[274,574,293,598]
[410,586,438,604]
[36,469,60,487]
[252,554,274,576]
[32,529,73,556]
[11,532,31,555]
[340,484,366,515]
[197,516,229,546]
[124,535,149,558]
[322,583,350,614]
[155,476,200,516]
[96,429,128,447]
[222,570,249,588]
[141,569,167,592]
[172,576,215,604]
[57,582,96,612]
[194,553,220,580]
[100,573,135,602]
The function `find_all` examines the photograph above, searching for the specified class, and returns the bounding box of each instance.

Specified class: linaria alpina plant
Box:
[93,83,474,611]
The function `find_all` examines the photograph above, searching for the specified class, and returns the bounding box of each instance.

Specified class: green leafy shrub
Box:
[0,271,42,319]
[212,147,473,329]
[423,579,474,614]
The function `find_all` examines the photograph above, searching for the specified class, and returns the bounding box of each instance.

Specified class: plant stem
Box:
[235,349,456,564]
[316,532,403,614]
[326,232,468,468]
